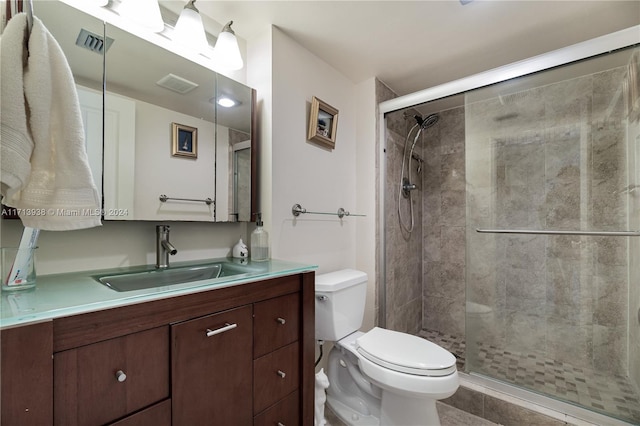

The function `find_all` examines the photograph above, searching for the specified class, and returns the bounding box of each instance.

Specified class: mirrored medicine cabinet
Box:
[35,0,256,223]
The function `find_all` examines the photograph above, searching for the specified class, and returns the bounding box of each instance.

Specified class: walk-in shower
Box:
[380,29,640,425]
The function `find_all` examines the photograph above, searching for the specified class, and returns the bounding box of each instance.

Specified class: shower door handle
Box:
[476,228,640,237]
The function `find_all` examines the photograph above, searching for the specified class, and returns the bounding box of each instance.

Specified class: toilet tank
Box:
[315,269,368,341]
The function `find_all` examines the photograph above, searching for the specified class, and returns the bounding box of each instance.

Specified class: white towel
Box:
[0,13,33,206]
[7,14,102,230]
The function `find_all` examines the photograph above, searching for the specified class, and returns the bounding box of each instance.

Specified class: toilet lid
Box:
[356,327,457,377]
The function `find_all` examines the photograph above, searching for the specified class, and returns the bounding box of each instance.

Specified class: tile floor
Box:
[324,401,498,426]
[419,329,640,425]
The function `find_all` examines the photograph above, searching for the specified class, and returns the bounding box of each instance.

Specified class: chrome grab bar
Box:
[476,228,640,237]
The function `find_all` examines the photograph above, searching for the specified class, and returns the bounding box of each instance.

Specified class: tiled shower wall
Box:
[422,107,466,337]
[378,80,423,335]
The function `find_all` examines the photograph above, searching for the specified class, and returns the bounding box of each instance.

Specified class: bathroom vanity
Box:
[0,260,315,425]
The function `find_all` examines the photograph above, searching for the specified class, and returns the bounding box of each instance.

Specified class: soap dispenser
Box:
[232,238,248,259]
[250,214,269,262]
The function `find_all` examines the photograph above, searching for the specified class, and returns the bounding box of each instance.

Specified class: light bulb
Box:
[212,21,243,71]
[217,97,237,108]
[118,0,165,33]
[174,1,209,53]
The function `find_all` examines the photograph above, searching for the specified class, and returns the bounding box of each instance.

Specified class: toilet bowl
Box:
[316,270,459,426]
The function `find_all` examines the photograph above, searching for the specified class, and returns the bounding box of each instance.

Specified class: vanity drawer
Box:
[253,390,299,426]
[254,342,300,414]
[54,326,170,426]
[109,399,171,426]
[254,292,300,358]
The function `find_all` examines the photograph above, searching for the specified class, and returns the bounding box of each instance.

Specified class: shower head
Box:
[414,113,439,129]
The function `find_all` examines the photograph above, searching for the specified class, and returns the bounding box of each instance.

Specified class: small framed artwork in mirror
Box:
[172,123,198,158]
[307,96,339,149]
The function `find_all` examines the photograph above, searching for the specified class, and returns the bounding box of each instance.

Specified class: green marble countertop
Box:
[0,258,317,328]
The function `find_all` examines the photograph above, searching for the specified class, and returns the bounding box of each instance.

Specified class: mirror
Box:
[102,21,255,222]
[33,1,255,223]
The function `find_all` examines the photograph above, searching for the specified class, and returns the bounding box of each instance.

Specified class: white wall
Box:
[134,100,216,221]
[247,29,273,234]
[269,28,358,272]
[355,78,378,331]
[247,28,378,331]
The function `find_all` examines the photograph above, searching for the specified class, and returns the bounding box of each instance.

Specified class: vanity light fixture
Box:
[174,0,209,53]
[118,0,165,33]
[212,21,244,71]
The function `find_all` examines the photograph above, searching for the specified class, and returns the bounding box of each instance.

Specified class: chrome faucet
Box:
[156,225,177,269]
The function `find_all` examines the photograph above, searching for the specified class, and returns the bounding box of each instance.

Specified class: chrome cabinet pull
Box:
[277,423,285,426]
[277,370,286,379]
[206,322,237,337]
[276,317,286,325]
[115,370,127,383]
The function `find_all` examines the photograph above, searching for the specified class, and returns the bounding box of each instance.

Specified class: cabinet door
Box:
[172,304,253,425]
[1,321,53,426]
[54,326,169,426]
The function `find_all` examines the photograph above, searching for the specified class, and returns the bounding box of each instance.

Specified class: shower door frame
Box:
[377,24,640,328]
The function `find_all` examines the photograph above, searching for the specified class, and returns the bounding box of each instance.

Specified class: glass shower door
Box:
[465,46,640,424]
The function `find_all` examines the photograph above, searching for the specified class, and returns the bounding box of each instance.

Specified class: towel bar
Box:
[159,195,213,205]
[291,203,365,219]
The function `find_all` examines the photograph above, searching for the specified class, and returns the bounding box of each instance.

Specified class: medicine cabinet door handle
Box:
[276,317,286,325]
[277,370,286,379]
[115,370,127,383]
[206,322,237,337]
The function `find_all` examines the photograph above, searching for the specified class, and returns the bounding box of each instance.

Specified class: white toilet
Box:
[316,269,459,426]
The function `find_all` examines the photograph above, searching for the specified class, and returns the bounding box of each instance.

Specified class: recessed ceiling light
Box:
[217,97,237,108]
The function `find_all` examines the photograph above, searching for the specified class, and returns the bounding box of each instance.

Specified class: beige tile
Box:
[325,401,500,426]
[484,394,567,426]
[442,387,484,418]
[438,402,498,426]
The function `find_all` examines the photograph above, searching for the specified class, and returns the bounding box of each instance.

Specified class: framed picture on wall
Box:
[172,122,198,158]
[307,96,339,149]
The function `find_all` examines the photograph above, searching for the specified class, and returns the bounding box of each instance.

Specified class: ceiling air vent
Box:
[75,29,113,54]
[156,73,199,94]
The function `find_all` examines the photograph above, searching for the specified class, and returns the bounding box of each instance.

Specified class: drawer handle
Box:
[115,370,127,383]
[206,322,237,337]
[277,370,286,379]
[277,423,285,426]
[276,317,286,325]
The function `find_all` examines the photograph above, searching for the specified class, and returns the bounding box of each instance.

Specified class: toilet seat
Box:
[356,327,456,377]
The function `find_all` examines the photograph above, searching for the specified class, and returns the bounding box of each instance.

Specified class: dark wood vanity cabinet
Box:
[0,271,315,426]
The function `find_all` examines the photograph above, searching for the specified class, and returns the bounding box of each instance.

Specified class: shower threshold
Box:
[419,329,640,425]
